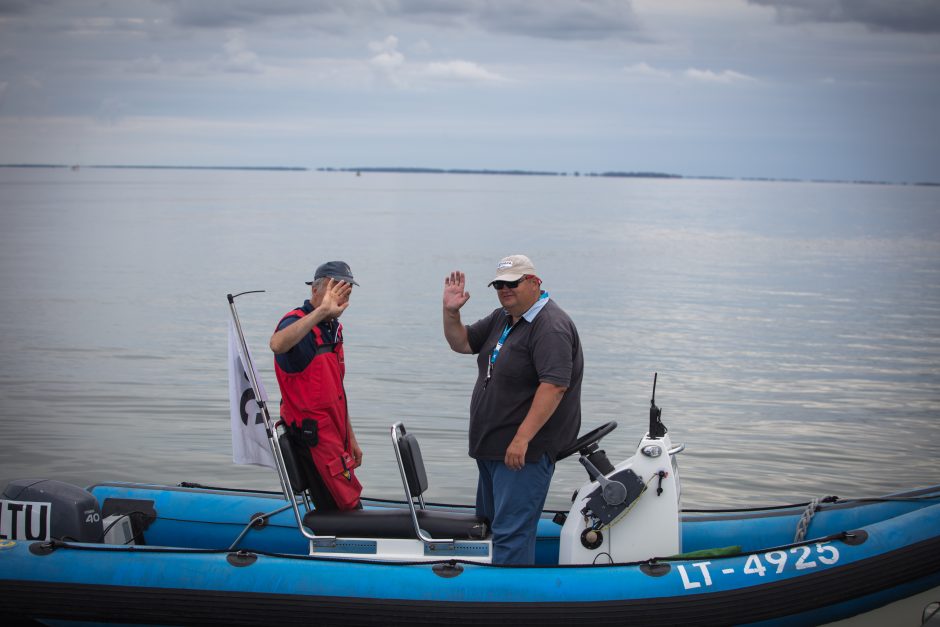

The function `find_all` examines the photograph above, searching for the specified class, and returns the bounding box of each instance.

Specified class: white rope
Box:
[793,496,822,543]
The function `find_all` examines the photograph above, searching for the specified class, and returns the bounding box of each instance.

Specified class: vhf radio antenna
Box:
[648,372,667,438]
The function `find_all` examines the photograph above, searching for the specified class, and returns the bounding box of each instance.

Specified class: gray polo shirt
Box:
[466,298,583,462]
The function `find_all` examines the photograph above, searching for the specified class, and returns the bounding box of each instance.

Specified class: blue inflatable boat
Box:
[2,396,939,625]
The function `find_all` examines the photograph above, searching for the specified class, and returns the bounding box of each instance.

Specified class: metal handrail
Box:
[668,443,686,456]
[390,422,454,548]
[227,292,335,548]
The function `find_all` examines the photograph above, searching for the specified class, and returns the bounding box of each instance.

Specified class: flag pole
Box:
[226,291,294,503]
[226,291,341,546]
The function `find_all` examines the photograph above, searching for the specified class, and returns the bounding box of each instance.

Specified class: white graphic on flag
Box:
[228,320,275,468]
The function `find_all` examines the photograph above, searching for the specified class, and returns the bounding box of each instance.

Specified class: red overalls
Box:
[274,309,362,510]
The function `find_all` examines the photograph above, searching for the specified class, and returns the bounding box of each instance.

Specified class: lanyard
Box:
[484,320,521,389]
[483,292,548,389]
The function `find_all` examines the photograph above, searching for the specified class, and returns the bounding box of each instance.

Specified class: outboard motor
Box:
[1,478,103,542]
[559,374,684,565]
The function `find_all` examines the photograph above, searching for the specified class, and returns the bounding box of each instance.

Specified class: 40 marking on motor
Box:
[677,542,841,589]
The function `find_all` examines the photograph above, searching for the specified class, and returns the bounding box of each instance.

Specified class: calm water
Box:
[0,168,938,510]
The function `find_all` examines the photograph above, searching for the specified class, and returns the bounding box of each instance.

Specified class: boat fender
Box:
[28,540,60,556]
[640,561,672,577]
[842,530,869,546]
[227,550,257,567]
[432,561,464,578]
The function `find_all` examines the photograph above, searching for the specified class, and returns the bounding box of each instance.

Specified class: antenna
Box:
[648,372,667,438]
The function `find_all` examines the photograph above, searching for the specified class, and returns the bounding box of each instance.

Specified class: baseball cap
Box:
[306,260,359,286]
[488,254,537,286]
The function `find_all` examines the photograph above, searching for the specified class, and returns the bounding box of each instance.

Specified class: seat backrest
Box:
[278,432,309,493]
[397,431,429,498]
[278,430,340,511]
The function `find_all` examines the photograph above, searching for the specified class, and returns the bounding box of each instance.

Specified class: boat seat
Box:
[302,422,489,542]
[303,508,488,540]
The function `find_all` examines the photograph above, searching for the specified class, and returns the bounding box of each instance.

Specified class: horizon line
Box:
[0,163,936,187]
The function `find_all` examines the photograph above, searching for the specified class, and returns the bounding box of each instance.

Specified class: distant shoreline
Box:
[1,163,936,187]
[0,164,306,172]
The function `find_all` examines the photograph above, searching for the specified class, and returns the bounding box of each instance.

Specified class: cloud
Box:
[409,39,433,56]
[623,63,755,85]
[123,32,264,77]
[95,97,127,125]
[370,48,405,71]
[368,35,406,86]
[161,0,331,28]
[684,68,755,84]
[63,16,151,37]
[749,0,940,34]
[471,0,644,41]
[368,34,506,87]
[622,62,670,80]
[160,0,646,41]
[369,34,403,58]
[1,0,937,182]
[128,54,165,74]
[0,0,38,16]
[423,60,507,83]
[214,30,263,73]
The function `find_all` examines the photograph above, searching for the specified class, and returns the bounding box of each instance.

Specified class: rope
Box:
[793,496,826,543]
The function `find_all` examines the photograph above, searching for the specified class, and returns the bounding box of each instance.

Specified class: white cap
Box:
[488,254,537,285]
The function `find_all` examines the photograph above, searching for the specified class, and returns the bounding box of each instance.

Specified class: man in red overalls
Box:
[270,261,363,510]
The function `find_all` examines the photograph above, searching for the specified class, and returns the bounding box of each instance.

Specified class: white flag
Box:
[228,320,276,468]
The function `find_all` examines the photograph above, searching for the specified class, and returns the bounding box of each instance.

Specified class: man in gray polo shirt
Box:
[443,254,582,564]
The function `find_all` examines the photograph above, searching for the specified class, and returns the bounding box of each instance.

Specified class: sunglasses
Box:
[492,276,530,290]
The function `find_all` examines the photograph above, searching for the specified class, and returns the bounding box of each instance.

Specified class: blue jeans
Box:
[475,454,555,565]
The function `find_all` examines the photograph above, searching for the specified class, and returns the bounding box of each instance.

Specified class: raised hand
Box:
[443,271,471,312]
[319,278,352,318]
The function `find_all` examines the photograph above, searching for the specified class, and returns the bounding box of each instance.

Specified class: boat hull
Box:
[2,483,939,626]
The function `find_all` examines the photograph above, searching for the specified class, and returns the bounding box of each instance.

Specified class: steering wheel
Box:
[556,421,617,461]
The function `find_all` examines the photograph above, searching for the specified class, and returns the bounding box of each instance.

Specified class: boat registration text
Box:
[677,542,840,589]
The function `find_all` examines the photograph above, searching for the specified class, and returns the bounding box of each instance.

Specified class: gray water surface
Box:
[1,168,938,510]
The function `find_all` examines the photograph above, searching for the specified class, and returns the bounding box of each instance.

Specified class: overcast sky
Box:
[1,0,938,182]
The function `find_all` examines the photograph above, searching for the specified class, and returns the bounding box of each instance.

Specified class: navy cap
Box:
[306,260,359,286]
